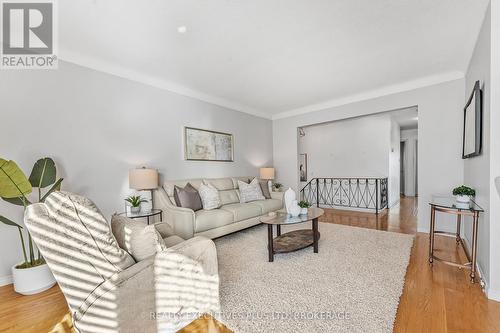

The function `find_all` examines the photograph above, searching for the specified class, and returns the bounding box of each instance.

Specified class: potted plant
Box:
[125,195,148,213]
[0,157,63,295]
[298,200,311,215]
[452,185,476,203]
[273,182,283,192]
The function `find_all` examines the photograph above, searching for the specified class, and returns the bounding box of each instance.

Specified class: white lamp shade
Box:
[260,167,275,180]
[129,168,158,190]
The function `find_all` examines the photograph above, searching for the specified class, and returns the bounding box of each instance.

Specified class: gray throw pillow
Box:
[174,183,203,211]
[259,180,271,199]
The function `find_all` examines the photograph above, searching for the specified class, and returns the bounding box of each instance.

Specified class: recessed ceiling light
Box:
[177,26,187,33]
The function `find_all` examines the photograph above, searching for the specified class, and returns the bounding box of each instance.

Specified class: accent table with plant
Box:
[0,157,63,295]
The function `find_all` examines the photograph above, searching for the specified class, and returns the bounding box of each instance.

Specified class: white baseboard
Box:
[0,275,12,287]
[487,288,500,302]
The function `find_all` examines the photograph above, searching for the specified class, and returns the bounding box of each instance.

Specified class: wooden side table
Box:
[118,209,163,225]
[428,196,483,282]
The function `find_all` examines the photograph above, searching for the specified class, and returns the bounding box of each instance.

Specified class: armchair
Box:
[24,191,219,333]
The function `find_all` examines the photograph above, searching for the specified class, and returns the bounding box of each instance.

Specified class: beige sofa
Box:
[154,177,284,239]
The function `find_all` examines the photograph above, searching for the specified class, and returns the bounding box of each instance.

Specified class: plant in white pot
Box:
[452,185,476,203]
[0,157,63,295]
[125,195,147,213]
[298,200,311,215]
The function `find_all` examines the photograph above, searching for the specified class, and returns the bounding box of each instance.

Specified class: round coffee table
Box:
[260,207,324,262]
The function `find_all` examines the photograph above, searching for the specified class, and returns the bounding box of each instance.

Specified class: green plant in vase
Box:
[125,195,148,214]
[273,182,283,192]
[298,200,311,215]
[0,157,63,294]
[452,185,475,203]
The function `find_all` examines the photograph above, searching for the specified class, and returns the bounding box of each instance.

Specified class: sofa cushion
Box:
[220,202,262,221]
[251,199,283,214]
[238,178,265,203]
[204,178,234,191]
[174,183,203,211]
[198,183,221,210]
[111,214,167,262]
[219,189,240,205]
[195,209,234,233]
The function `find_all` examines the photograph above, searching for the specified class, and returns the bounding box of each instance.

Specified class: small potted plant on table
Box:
[273,182,283,192]
[125,195,148,213]
[298,200,311,215]
[452,185,475,203]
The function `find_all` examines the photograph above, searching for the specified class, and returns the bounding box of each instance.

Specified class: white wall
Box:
[463,4,491,290]
[0,61,273,284]
[273,79,465,234]
[400,129,418,197]
[298,113,391,180]
[488,0,500,300]
[389,119,401,207]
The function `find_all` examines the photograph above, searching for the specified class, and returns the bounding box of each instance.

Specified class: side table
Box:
[119,209,163,225]
[429,196,483,282]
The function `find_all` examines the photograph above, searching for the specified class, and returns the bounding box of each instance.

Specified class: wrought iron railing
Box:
[300,177,388,214]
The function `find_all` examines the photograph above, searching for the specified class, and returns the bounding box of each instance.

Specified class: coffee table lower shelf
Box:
[267,222,320,262]
[272,229,321,253]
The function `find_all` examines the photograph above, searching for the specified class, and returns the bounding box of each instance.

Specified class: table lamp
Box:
[260,167,275,192]
[129,167,158,211]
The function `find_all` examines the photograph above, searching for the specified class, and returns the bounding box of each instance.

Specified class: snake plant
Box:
[125,195,148,207]
[0,157,63,269]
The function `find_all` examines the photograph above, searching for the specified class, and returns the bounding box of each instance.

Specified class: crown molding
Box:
[58,48,271,120]
[272,71,465,120]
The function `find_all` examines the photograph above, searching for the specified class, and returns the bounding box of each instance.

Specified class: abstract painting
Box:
[184,127,234,161]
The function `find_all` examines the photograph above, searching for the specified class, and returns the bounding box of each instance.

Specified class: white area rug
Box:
[213,222,414,333]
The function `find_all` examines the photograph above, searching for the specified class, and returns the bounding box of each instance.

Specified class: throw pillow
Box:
[259,180,271,199]
[174,183,203,211]
[198,183,221,210]
[111,214,167,262]
[238,178,265,203]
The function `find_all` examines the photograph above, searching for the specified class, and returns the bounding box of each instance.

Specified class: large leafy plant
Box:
[0,158,63,268]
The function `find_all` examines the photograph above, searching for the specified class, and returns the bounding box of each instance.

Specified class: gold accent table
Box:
[428,196,484,282]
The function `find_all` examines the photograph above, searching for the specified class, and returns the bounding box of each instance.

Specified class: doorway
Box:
[400,141,406,196]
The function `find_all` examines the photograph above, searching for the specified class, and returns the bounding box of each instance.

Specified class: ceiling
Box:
[391,107,418,130]
[59,0,489,119]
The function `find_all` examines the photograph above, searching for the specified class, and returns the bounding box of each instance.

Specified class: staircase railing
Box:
[300,177,388,214]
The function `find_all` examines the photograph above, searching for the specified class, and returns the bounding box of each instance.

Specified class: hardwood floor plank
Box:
[1,197,499,332]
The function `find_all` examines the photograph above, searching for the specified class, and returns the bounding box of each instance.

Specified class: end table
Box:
[119,209,163,225]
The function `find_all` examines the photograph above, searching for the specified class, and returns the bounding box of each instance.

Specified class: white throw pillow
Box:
[198,183,221,210]
[111,214,167,262]
[238,178,265,203]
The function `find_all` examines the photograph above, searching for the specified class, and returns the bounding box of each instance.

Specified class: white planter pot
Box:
[12,263,56,295]
[456,195,471,203]
[300,208,308,215]
[130,205,141,214]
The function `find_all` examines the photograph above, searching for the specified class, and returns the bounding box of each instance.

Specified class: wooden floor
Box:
[1,197,500,333]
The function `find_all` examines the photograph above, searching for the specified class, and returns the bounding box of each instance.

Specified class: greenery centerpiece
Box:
[273,182,283,192]
[298,200,311,215]
[125,195,148,213]
[452,185,475,203]
[0,157,63,294]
